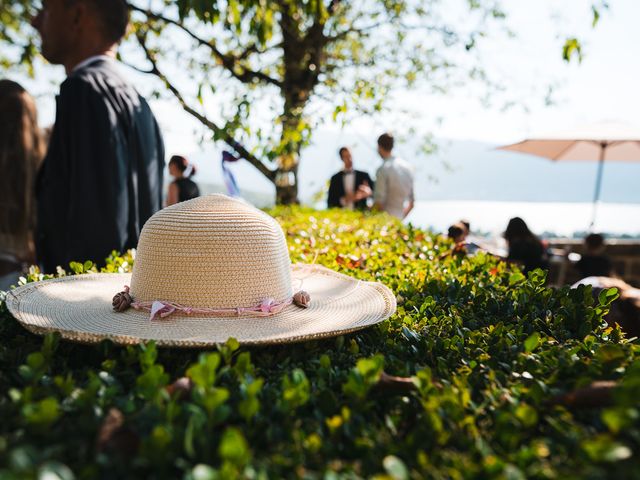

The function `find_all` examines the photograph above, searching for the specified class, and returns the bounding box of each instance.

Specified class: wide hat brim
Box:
[5,264,396,347]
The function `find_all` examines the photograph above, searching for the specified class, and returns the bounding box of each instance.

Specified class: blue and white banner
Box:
[221,151,241,197]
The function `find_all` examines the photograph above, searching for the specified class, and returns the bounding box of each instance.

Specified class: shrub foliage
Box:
[0,208,639,479]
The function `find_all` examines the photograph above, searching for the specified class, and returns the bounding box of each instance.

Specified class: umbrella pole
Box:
[589,143,606,231]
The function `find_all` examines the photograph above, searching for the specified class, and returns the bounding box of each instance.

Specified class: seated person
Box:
[327,147,374,210]
[504,217,548,273]
[576,233,613,278]
[447,220,484,255]
[573,276,640,339]
[447,222,468,244]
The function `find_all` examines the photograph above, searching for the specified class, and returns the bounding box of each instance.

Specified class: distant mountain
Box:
[187,131,640,206]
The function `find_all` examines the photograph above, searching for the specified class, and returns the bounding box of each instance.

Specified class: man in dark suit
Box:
[32,0,165,272]
[327,147,374,210]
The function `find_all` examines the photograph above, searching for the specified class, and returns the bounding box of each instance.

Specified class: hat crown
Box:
[130,195,292,309]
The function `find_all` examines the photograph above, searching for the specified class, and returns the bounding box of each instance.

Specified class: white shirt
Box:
[341,170,356,209]
[71,54,114,74]
[374,156,415,218]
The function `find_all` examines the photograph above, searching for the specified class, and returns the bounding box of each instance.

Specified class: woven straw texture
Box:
[130,195,292,308]
[6,195,396,346]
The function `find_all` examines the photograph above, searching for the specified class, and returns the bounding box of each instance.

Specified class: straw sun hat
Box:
[6,195,396,346]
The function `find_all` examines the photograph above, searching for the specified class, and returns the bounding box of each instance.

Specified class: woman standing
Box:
[0,80,46,289]
[166,155,200,206]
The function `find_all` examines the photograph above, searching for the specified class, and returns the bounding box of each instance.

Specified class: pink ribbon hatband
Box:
[113,286,310,321]
[132,297,294,321]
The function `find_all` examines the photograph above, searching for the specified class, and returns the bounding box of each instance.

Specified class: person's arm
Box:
[402,199,415,219]
[354,172,373,201]
[166,182,179,207]
[402,170,415,218]
[373,167,387,211]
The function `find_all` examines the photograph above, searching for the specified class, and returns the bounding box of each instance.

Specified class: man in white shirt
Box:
[327,147,374,210]
[373,133,415,219]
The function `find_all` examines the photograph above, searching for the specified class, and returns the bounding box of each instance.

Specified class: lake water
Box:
[197,178,640,237]
[406,200,640,237]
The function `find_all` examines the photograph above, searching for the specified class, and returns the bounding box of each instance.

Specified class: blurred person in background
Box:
[447,222,469,244]
[327,147,374,210]
[573,276,640,339]
[373,133,415,219]
[167,155,200,206]
[0,80,46,290]
[576,233,613,278]
[504,217,548,274]
[32,0,165,272]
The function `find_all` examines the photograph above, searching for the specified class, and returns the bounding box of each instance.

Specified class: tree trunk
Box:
[274,5,325,205]
[274,150,299,204]
[275,110,304,205]
[275,176,299,205]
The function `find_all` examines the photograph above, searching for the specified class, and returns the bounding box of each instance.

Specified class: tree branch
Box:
[129,3,282,88]
[135,31,276,182]
[325,21,385,43]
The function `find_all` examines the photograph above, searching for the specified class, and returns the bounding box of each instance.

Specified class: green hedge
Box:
[0,208,639,479]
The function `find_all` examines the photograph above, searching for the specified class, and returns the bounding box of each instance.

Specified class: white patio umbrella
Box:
[498,123,640,229]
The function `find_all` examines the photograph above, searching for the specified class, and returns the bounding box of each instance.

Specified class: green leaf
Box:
[201,387,229,415]
[601,408,638,434]
[233,351,253,377]
[187,353,221,388]
[524,332,540,353]
[582,436,632,462]
[219,338,240,364]
[68,261,84,274]
[597,344,626,364]
[282,369,310,409]
[343,355,384,400]
[383,455,408,480]
[218,428,250,466]
[190,464,218,480]
[598,287,619,307]
[22,397,60,427]
[151,425,172,450]
[562,38,583,63]
[319,354,331,369]
[138,342,158,370]
[136,364,169,398]
[37,461,75,480]
[515,403,538,428]
[592,6,600,27]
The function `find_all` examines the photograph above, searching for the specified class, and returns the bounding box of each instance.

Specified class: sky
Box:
[154,0,640,152]
[362,0,640,144]
[13,0,639,148]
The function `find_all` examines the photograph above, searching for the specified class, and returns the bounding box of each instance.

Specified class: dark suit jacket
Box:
[36,58,165,272]
[327,170,374,210]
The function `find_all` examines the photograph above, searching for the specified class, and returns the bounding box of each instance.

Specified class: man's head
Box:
[339,147,353,171]
[32,0,129,68]
[377,133,394,158]
[584,233,606,253]
[447,222,468,243]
